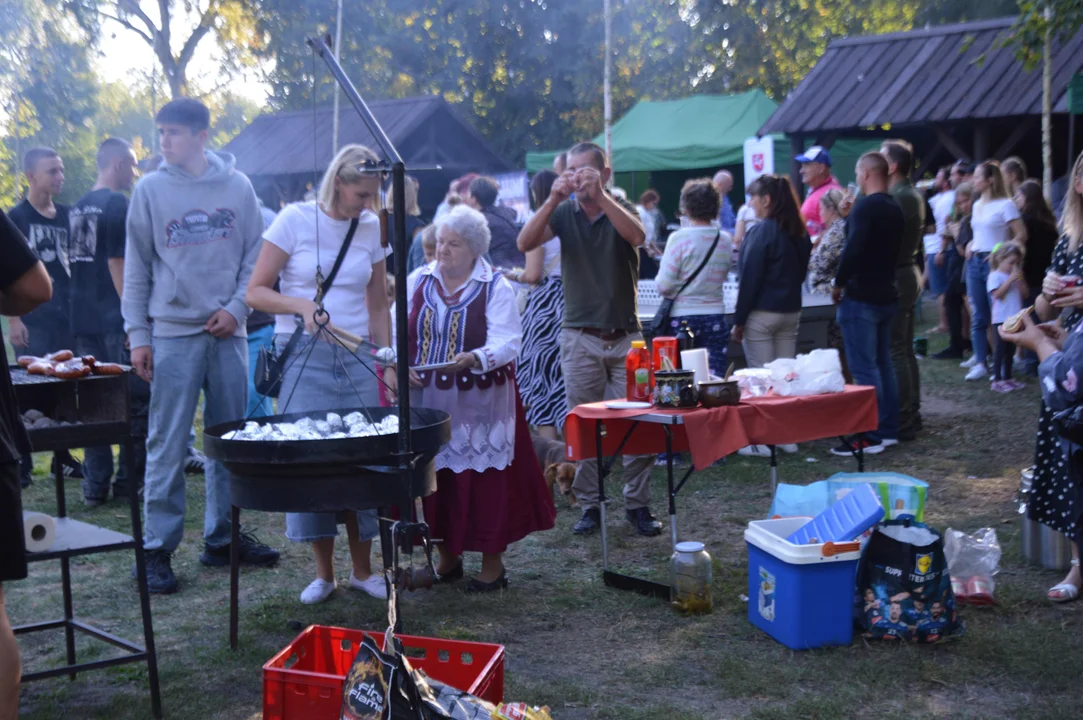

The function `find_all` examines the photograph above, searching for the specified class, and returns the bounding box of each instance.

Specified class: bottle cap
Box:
[675,541,705,554]
[631,340,646,349]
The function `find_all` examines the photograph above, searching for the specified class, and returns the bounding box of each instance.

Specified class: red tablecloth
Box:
[565,385,878,471]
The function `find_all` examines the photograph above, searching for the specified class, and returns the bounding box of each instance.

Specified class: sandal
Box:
[1048,558,1081,604]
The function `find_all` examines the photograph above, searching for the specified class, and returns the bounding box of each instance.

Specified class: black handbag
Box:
[647,230,721,338]
[254,217,359,398]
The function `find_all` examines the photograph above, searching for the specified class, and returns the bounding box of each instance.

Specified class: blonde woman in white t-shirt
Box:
[962,161,1027,380]
[246,144,392,605]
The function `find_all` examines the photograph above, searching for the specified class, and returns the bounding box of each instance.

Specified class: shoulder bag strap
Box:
[285,216,361,348]
[672,231,721,301]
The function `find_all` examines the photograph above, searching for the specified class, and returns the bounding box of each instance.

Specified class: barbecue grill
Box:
[11,367,162,719]
[203,406,450,513]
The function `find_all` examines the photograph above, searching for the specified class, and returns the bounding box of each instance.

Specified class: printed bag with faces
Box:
[856,518,963,644]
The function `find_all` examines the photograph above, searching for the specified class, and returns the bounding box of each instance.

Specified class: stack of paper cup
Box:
[23,511,56,553]
[680,348,710,385]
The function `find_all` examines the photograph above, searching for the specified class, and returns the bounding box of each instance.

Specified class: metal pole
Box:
[307,33,410,477]
[1042,3,1053,199]
[603,0,613,184]
[331,0,344,155]
[308,36,402,164]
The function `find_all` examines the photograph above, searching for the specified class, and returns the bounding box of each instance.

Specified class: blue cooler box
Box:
[745,517,863,650]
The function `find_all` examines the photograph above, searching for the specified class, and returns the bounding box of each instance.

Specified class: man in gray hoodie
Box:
[123,98,279,594]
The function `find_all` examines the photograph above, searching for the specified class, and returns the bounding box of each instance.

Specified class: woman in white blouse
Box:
[386,205,555,593]
[246,144,391,605]
[963,161,1027,381]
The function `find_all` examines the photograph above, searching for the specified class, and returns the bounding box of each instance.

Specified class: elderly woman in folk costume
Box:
[385,205,555,593]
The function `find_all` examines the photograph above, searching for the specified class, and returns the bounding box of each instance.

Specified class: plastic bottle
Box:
[625,340,652,401]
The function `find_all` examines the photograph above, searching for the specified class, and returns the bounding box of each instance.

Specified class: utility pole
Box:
[331,0,344,155]
[603,0,613,185]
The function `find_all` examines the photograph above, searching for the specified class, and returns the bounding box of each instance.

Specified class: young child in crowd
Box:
[986,243,1027,393]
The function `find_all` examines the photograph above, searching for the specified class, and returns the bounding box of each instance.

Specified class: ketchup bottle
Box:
[625,340,652,401]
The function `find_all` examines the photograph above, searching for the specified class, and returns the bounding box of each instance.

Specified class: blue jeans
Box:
[143,333,247,553]
[837,298,899,442]
[276,334,381,543]
[246,325,275,419]
[966,254,992,364]
[75,333,149,501]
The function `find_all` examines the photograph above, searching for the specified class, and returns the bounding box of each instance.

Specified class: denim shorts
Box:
[276,334,381,543]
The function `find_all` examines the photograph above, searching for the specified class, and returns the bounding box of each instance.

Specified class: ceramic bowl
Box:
[699,379,741,408]
[652,370,698,408]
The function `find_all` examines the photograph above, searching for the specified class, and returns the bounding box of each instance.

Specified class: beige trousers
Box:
[741,310,801,368]
[561,328,654,511]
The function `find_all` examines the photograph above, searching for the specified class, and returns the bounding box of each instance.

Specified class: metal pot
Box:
[1019,466,1074,570]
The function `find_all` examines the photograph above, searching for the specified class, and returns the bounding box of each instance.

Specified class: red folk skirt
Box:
[421,383,556,556]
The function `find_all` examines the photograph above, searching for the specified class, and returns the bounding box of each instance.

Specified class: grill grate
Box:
[10,368,131,385]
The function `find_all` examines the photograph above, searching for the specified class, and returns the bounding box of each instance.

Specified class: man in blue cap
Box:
[796,145,842,239]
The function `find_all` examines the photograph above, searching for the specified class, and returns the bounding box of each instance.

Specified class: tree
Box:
[65,0,264,98]
[916,0,1019,25]
[1004,1,1083,194]
[689,0,923,101]
[254,0,702,162]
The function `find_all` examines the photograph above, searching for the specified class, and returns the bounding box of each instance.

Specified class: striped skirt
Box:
[519,276,567,428]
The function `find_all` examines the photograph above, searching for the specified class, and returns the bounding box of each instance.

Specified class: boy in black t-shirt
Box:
[0,207,54,720]
[69,139,148,506]
[7,147,81,484]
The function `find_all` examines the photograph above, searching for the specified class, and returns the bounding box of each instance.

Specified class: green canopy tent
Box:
[525,91,875,219]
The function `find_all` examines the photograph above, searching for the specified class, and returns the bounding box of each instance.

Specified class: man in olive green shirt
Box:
[517,142,662,538]
[882,141,926,441]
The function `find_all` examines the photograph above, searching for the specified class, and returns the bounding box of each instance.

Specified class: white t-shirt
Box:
[541,236,562,279]
[736,204,760,236]
[970,197,1020,253]
[986,269,1024,324]
[264,201,391,338]
[922,190,955,255]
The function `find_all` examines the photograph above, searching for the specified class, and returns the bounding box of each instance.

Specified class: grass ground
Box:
[9,306,1083,720]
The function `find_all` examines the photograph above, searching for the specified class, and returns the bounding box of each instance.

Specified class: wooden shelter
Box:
[224,95,510,213]
[759,17,1083,186]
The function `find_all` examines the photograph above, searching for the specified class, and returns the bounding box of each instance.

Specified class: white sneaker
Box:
[348,571,388,600]
[737,445,773,458]
[300,578,336,605]
[964,365,987,381]
[960,356,979,369]
[880,438,899,448]
[779,444,799,454]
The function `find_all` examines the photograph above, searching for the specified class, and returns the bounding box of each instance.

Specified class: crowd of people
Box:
[5,94,1083,718]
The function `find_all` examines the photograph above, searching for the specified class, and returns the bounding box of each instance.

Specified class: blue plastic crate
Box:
[746,518,862,650]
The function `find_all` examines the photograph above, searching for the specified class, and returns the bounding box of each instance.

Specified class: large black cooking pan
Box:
[203,407,451,513]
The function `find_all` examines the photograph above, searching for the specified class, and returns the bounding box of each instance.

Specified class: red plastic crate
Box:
[263,625,505,720]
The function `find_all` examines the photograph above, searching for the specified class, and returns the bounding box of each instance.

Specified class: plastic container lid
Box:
[675,541,705,553]
[631,340,647,349]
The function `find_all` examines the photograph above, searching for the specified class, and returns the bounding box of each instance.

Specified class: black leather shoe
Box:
[435,561,464,584]
[931,347,963,360]
[626,507,663,537]
[465,571,508,594]
[573,508,601,536]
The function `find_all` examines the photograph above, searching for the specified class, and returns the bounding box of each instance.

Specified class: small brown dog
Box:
[531,431,578,506]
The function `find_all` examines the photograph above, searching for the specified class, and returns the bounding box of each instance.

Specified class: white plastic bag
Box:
[767,350,845,397]
[734,368,773,397]
[944,527,1001,605]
